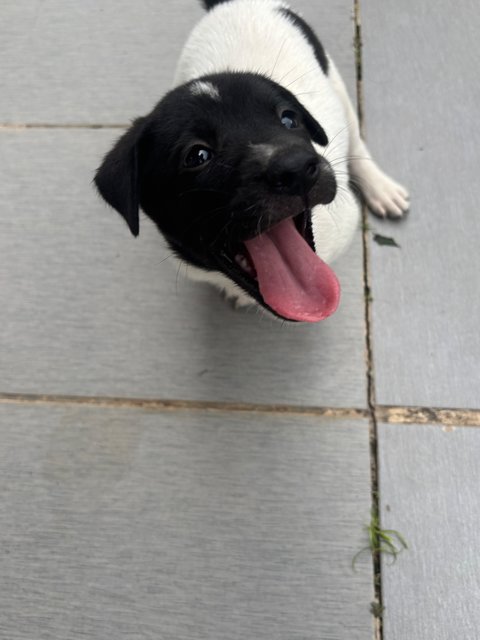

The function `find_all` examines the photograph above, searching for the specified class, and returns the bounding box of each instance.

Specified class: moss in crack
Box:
[370,601,385,619]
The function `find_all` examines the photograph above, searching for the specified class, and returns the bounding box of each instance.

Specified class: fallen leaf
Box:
[373,233,400,248]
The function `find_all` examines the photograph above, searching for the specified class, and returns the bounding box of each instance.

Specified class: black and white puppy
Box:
[95,0,409,322]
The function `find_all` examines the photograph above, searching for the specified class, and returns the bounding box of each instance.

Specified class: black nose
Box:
[266,148,320,195]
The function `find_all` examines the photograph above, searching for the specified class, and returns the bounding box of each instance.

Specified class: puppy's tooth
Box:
[235,253,250,273]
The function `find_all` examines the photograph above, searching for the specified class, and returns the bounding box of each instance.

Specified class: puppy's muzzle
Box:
[265,148,336,203]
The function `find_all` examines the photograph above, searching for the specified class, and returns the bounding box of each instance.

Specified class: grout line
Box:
[354,2,383,638]
[0,392,368,420]
[377,405,480,428]
[0,123,128,130]
[1,393,477,427]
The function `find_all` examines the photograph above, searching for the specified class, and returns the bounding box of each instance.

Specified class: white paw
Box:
[361,165,410,219]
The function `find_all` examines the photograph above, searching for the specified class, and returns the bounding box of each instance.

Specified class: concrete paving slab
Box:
[361,0,480,408]
[378,422,480,640]
[0,403,374,639]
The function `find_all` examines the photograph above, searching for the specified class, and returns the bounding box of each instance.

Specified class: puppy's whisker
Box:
[153,252,176,267]
[335,184,354,199]
[270,38,288,79]
[323,124,355,157]
[293,90,323,96]
[346,155,374,162]
[346,174,377,193]
[256,213,266,237]
[276,62,300,85]
[284,65,319,88]
[331,169,355,183]
[328,154,374,166]
[327,157,349,166]
[328,162,354,173]
[323,122,354,158]
[239,201,264,220]
[329,156,376,173]
[209,216,236,249]
[323,140,350,162]
[175,259,183,296]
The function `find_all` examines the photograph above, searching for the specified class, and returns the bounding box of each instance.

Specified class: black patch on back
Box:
[202,0,232,10]
[279,8,329,75]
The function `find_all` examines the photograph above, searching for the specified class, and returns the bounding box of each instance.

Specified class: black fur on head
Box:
[95,72,336,309]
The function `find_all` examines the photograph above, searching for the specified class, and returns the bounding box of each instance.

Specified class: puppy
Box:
[95,0,409,322]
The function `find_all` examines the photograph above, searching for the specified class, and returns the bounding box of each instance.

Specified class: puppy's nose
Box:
[266,149,319,195]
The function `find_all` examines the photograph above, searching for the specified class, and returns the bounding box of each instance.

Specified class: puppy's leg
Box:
[328,59,409,218]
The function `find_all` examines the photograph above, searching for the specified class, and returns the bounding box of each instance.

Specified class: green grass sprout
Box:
[352,511,408,570]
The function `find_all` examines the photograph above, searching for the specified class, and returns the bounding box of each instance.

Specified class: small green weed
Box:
[352,511,408,570]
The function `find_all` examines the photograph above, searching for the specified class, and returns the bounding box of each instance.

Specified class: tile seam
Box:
[377,405,480,428]
[354,1,383,637]
[0,392,368,420]
[2,394,476,426]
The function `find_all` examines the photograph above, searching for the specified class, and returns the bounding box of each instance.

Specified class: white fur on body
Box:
[171,0,409,306]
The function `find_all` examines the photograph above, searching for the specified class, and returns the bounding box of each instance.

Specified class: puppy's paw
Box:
[361,166,410,219]
[352,159,410,219]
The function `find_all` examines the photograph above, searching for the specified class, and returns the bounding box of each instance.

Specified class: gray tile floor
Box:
[362,0,480,409]
[0,405,373,640]
[1,1,479,639]
[378,423,480,640]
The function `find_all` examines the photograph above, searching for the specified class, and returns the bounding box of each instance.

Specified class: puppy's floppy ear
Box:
[285,92,329,147]
[94,116,149,236]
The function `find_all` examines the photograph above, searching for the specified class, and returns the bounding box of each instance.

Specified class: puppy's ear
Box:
[296,100,329,147]
[284,93,329,147]
[94,116,149,236]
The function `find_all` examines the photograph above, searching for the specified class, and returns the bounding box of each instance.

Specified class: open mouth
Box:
[216,210,340,322]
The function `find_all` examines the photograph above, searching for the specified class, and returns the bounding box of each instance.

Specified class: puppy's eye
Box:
[280,110,298,129]
[184,145,213,168]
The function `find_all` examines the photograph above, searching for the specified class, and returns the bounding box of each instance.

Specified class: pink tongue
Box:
[244,217,340,322]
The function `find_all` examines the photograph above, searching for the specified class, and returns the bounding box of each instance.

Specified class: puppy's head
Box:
[95,72,340,322]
